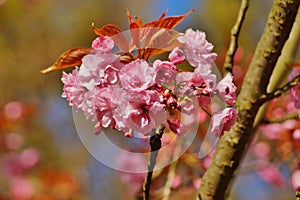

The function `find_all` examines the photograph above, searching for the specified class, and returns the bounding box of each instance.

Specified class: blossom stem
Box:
[223,0,249,74]
[143,126,165,200]
[201,107,212,118]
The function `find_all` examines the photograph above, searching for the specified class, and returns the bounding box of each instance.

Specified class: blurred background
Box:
[1,0,298,199]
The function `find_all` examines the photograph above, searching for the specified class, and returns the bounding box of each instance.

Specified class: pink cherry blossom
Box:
[210,108,238,136]
[258,165,284,187]
[63,79,113,121]
[92,36,114,54]
[18,148,40,169]
[122,91,167,135]
[153,60,178,85]
[176,64,216,91]
[259,123,281,140]
[2,155,24,177]
[216,73,237,106]
[288,68,300,108]
[167,119,188,135]
[178,28,217,67]
[293,129,300,140]
[61,68,87,110]
[78,53,121,90]
[291,170,300,191]
[9,177,35,199]
[251,142,270,159]
[178,98,197,115]
[171,174,182,189]
[193,178,202,189]
[77,90,98,120]
[94,87,117,132]
[4,101,24,120]
[175,64,216,107]
[120,59,156,92]
[168,47,185,64]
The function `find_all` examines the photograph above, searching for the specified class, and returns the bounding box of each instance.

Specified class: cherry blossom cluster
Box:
[61,28,238,137]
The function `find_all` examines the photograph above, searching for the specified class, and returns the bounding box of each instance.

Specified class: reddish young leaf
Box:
[92,23,129,51]
[125,9,195,59]
[143,9,195,29]
[126,9,142,28]
[92,23,123,37]
[40,47,92,74]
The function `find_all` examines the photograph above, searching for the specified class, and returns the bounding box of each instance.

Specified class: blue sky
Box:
[153,0,202,16]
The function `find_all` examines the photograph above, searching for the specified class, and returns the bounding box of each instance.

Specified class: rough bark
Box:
[198,1,300,200]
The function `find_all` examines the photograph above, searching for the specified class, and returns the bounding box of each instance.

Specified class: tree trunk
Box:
[198,0,300,199]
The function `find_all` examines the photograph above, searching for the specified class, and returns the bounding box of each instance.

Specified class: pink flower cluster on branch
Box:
[61,28,238,137]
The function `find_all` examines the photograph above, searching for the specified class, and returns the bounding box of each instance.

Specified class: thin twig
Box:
[143,126,165,200]
[162,137,185,200]
[259,74,300,104]
[261,111,300,124]
[296,191,300,199]
[223,0,249,74]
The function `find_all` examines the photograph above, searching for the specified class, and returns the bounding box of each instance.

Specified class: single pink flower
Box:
[178,28,217,67]
[210,108,238,136]
[61,68,87,110]
[153,60,178,84]
[18,148,40,169]
[176,65,216,107]
[293,129,300,140]
[78,53,121,90]
[291,170,300,191]
[193,178,202,189]
[168,47,185,64]
[216,73,237,106]
[251,142,270,159]
[120,59,156,92]
[258,165,284,187]
[9,177,35,199]
[167,119,188,135]
[2,155,24,178]
[123,91,167,135]
[288,68,300,108]
[171,174,182,189]
[203,156,212,169]
[77,90,99,120]
[92,36,114,54]
[178,98,197,115]
[259,123,281,140]
[4,101,24,120]
[94,87,117,131]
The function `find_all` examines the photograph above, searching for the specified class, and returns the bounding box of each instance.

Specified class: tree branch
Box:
[253,6,300,134]
[143,126,165,200]
[261,111,300,124]
[198,1,300,199]
[223,0,249,74]
[259,74,300,103]
[296,191,300,200]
